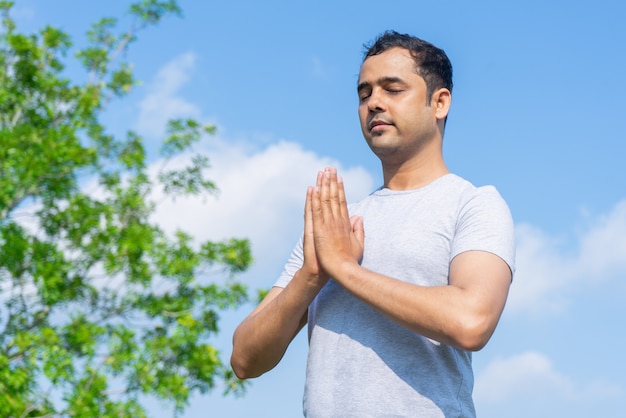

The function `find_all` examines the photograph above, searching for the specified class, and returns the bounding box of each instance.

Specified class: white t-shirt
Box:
[275,174,516,418]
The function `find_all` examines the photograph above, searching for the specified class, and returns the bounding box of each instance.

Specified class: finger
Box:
[316,169,323,189]
[311,172,323,223]
[337,174,349,220]
[319,168,331,218]
[303,186,318,261]
[304,186,314,236]
[327,167,341,218]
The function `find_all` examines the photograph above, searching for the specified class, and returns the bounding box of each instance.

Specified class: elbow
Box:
[230,354,245,380]
[230,327,280,380]
[230,328,256,379]
[231,338,272,379]
[453,315,497,352]
[457,335,489,352]
[230,354,259,380]
[230,346,263,380]
[230,359,250,380]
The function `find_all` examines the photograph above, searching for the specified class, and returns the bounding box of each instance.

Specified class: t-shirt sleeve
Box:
[273,235,305,288]
[451,185,516,276]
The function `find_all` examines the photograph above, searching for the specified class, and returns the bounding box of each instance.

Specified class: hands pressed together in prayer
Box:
[302,167,364,285]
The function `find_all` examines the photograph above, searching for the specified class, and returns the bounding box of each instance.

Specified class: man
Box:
[231,31,515,417]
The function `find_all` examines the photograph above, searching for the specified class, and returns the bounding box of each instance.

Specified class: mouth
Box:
[368,119,392,132]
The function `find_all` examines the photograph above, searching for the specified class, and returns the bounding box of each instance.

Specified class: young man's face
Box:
[357,47,443,162]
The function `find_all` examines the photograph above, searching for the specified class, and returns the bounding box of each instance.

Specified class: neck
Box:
[381,145,449,190]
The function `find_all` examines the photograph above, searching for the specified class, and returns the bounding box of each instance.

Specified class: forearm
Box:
[230,269,323,379]
[329,252,510,351]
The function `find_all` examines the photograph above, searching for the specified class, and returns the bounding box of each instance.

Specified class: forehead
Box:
[358,47,419,83]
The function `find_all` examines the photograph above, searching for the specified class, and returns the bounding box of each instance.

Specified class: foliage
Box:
[0,1,251,416]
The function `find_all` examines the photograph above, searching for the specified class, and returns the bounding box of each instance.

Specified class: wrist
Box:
[295,267,329,292]
[324,258,360,286]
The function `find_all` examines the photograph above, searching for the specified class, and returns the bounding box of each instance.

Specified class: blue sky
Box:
[13,0,626,417]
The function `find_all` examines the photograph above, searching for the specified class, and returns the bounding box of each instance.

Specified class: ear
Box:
[431,88,451,121]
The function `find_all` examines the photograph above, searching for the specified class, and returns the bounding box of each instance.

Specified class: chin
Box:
[367,136,399,153]
[368,144,402,160]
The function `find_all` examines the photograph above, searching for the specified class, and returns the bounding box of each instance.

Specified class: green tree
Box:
[0,1,251,416]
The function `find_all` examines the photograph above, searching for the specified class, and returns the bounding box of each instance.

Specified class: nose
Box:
[367,88,385,113]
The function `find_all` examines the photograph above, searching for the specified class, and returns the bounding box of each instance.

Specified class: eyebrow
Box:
[357,76,406,93]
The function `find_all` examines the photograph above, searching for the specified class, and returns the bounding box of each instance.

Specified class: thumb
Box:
[350,215,364,247]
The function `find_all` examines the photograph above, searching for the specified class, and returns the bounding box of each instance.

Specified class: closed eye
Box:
[357,83,372,102]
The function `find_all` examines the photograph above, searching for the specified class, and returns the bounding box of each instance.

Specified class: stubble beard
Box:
[366,130,433,168]
[366,132,409,163]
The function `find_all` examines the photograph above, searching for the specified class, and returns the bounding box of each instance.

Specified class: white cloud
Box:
[475,351,573,403]
[508,200,626,315]
[134,52,201,138]
[150,139,375,288]
[577,201,626,280]
[475,351,623,405]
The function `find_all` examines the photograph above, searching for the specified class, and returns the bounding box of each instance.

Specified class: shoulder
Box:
[457,179,511,221]
[448,175,516,274]
[434,174,509,212]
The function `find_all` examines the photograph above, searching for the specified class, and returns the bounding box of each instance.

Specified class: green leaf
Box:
[0,1,252,415]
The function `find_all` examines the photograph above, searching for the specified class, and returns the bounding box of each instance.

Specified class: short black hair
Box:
[363,30,453,101]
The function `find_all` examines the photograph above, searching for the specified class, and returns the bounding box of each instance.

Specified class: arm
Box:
[320,250,510,351]
[311,168,511,351]
[230,277,314,379]
[230,181,333,379]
